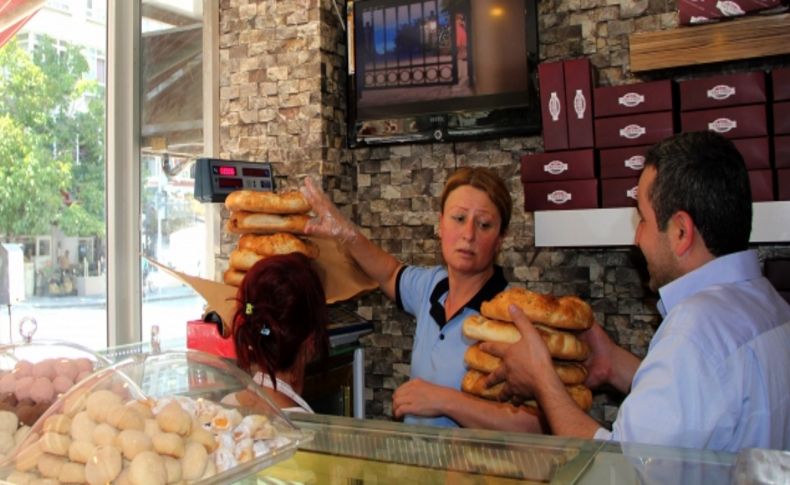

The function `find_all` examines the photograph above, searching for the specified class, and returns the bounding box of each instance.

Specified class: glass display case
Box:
[251,413,738,484]
[0,350,310,485]
[2,342,784,485]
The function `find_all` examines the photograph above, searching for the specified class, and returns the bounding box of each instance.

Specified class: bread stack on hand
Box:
[223,189,318,286]
[461,287,594,412]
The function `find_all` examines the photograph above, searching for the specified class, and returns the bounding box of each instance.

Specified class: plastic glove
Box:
[300,177,359,244]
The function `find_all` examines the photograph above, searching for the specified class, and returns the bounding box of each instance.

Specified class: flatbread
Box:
[462,369,593,411]
[481,287,594,330]
[225,189,311,214]
[226,211,310,235]
[464,344,588,385]
[237,233,319,258]
[462,315,589,361]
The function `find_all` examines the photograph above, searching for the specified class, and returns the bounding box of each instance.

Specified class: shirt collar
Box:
[429,265,509,329]
[657,250,762,317]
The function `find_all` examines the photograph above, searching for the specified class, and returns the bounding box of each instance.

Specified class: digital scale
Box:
[193,158,275,202]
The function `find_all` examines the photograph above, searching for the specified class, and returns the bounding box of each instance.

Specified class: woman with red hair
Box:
[224,253,329,413]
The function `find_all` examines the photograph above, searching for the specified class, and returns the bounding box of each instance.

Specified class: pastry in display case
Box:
[0,350,310,485]
[0,337,112,463]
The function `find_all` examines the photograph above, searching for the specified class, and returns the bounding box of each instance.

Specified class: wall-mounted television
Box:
[347,0,541,147]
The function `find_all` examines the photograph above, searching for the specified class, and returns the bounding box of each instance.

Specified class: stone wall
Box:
[218,0,790,425]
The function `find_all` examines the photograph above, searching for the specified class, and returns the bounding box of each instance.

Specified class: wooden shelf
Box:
[629,14,790,72]
[534,201,790,247]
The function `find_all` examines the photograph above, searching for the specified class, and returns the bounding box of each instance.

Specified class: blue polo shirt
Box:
[395,264,508,428]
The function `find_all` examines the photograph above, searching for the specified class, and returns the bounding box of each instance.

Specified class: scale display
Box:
[194,158,275,202]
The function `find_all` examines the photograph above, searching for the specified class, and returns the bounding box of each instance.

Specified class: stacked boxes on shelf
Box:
[525,60,787,212]
[524,59,597,211]
[594,80,675,207]
[774,67,790,201]
[679,72,773,201]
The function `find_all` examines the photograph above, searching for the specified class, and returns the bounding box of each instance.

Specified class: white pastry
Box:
[84,445,122,485]
[128,450,167,485]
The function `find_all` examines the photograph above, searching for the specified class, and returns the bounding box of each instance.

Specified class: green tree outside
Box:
[0,36,105,242]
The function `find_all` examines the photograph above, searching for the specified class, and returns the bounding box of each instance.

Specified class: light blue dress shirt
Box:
[595,250,790,451]
[395,265,507,428]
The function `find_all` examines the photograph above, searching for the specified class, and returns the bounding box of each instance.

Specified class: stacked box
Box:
[594,80,675,207]
[530,59,598,211]
[774,68,790,200]
[679,71,774,201]
[521,150,598,211]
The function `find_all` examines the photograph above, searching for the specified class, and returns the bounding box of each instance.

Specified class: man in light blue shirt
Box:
[483,131,790,451]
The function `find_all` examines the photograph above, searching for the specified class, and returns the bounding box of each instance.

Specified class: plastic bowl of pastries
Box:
[0,350,311,485]
[0,340,112,461]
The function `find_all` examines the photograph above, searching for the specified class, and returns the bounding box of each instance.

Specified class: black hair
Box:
[644,131,752,256]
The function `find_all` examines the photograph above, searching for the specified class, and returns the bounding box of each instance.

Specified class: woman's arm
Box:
[392,379,545,433]
[301,177,401,299]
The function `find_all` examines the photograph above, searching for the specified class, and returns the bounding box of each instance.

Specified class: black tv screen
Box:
[347,0,540,147]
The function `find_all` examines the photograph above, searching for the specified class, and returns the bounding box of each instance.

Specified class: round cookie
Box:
[105,403,144,431]
[36,452,67,479]
[68,440,96,464]
[85,390,123,422]
[42,414,72,435]
[151,432,184,458]
[117,429,152,460]
[39,431,71,456]
[0,409,19,433]
[92,423,118,447]
[58,461,86,484]
[128,450,167,485]
[84,445,122,485]
[180,441,208,480]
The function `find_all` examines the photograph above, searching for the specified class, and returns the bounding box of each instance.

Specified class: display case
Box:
[2,342,783,484]
[0,351,311,484]
[249,413,739,484]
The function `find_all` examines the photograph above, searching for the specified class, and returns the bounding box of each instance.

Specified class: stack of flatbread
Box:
[461,287,594,412]
[223,189,318,286]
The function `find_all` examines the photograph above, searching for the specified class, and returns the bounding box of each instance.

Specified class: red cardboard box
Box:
[679,72,766,111]
[564,58,595,149]
[595,111,675,148]
[732,137,770,170]
[778,169,790,200]
[678,0,786,25]
[775,102,790,134]
[523,179,599,211]
[601,177,640,208]
[776,135,790,168]
[594,80,674,118]
[680,104,767,139]
[520,149,595,182]
[774,68,790,102]
[599,145,650,179]
[539,61,569,151]
[748,169,775,201]
[187,319,237,359]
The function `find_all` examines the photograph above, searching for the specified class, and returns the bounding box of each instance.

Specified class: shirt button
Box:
[439,334,445,340]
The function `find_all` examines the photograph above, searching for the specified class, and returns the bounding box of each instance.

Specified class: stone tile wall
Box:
[219,0,790,426]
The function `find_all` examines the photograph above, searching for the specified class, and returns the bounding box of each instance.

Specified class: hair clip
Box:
[245,303,254,315]
[260,325,271,337]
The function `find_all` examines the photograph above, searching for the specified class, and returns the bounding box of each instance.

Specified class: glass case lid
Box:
[0,350,310,485]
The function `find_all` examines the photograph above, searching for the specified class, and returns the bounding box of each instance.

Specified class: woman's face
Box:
[439,185,503,276]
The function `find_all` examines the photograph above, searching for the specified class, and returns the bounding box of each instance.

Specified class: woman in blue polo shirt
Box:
[302,167,542,431]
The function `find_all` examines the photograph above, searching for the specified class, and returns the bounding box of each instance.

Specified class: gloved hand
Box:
[300,177,359,244]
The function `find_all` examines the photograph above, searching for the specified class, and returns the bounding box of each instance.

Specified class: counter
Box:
[250,413,737,484]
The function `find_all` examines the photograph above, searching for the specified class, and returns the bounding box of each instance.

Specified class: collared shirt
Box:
[595,250,790,451]
[395,265,508,428]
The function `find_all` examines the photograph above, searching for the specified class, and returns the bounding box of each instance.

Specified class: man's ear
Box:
[670,210,695,256]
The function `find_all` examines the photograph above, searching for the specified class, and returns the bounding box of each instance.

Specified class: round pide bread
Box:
[462,315,589,361]
[224,190,311,214]
[480,287,594,330]
[464,344,588,385]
